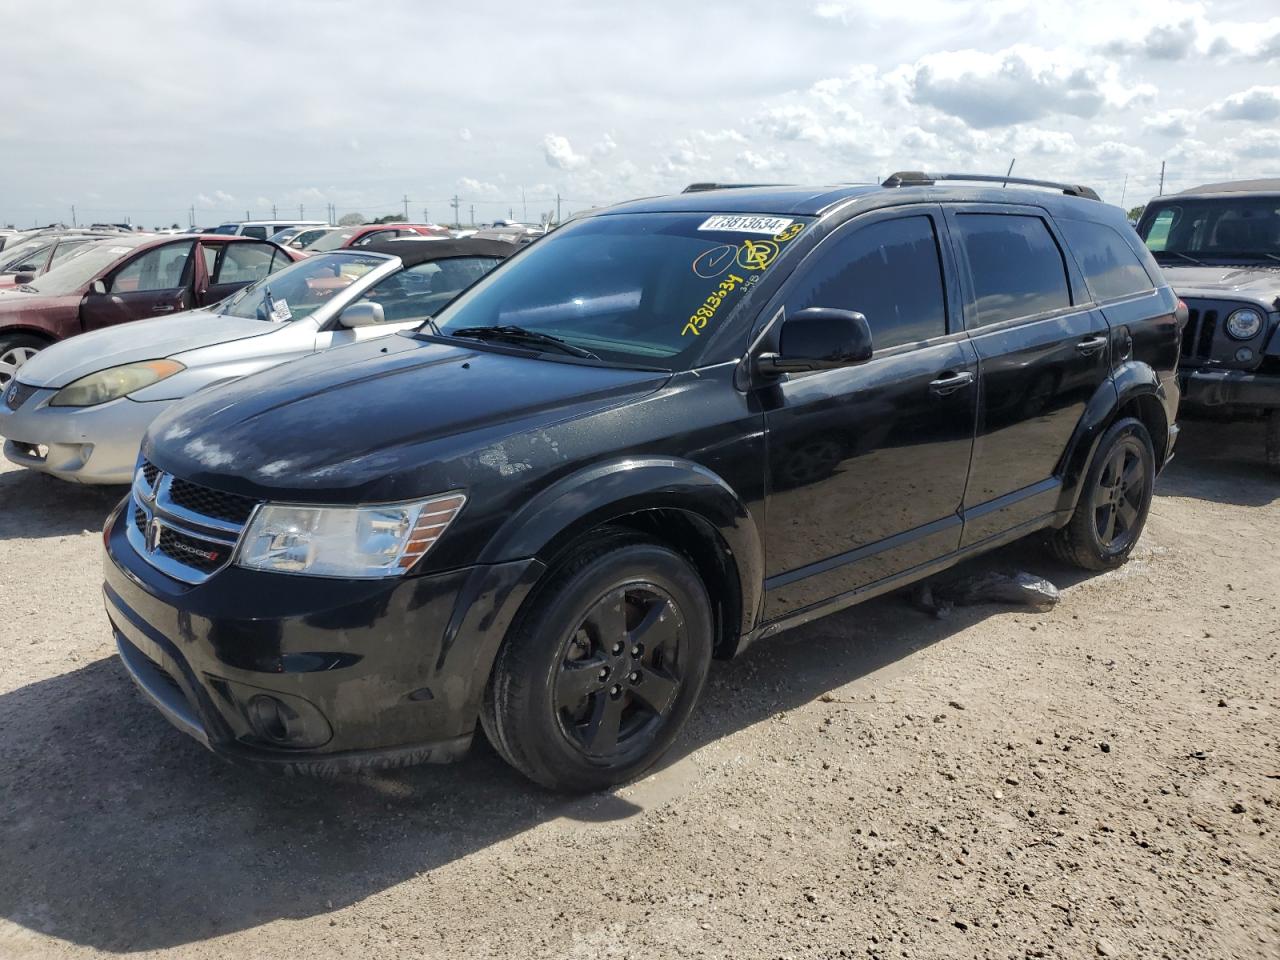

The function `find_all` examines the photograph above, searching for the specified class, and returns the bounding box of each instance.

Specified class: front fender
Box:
[476,456,765,639]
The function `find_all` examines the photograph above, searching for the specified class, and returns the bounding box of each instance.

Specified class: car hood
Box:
[14,310,278,388]
[144,334,669,502]
[1160,264,1280,304]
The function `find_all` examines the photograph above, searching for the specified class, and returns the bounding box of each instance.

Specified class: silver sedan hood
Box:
[15,310,275,389]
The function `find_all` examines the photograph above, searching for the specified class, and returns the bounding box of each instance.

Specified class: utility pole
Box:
[1158,161,1166,196]
[189,205,195,228]
[70,204,76,227]
[556,193,562,224]
[402,194,410,220]
[245,209,250,221]
[450,195,461,228]
[423,207,429,223]
[521,187,527,223]
[1119,174,1128,209]
[469,204,475,226]
[299,204,304,219]
[272,203,278,218]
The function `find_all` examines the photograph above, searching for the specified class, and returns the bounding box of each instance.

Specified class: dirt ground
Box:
[0,419,1276,960]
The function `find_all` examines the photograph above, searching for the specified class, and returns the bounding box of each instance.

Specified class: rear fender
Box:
[476,456,765,639]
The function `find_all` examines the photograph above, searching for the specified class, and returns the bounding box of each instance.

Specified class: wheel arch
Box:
[476,456,764,658]
[1057,362,1170,517]
[0,325,57,345]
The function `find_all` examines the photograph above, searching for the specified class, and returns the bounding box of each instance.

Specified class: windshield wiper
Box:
[447,324,600,359]
[1156,251,1205,267]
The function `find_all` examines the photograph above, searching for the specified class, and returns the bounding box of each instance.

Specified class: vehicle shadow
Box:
[0,467,127,541]
[1155,417,1277,507]
[0,555,1060,953]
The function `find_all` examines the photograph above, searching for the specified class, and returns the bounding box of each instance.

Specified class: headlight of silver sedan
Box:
[236,493,467,578]
[1225,308,1263,340]
[49,359,185,407]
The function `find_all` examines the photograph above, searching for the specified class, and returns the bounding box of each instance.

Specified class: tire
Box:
[0,333,47,391]
[480,528,713,793]
[1266,410,1280,474]
[1049,416,1156,572]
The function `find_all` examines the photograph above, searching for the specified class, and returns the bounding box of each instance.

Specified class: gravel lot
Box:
[0,419,1276,960]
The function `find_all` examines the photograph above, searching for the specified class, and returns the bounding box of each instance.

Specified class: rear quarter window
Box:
[954,214,1071,327]
[1058,219,1155,302]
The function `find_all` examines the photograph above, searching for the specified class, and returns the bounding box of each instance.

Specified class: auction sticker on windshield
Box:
[697,215,794,235]
[270,298,292,322]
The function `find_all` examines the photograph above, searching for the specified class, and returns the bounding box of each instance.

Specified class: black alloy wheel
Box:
[481,529,713,793]
[1048,416,1155,571]
[554,583,685,759]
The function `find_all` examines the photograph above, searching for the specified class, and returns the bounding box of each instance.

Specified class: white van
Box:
[209,220,328,241]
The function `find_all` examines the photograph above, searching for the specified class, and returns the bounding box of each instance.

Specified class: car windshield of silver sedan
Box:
[428,211,813,369]
[1140,197,1280,264]
[215,252,385,321]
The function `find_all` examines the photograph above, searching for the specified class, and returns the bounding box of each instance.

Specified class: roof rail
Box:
[881,171,1101,201]
[681,182,785,193]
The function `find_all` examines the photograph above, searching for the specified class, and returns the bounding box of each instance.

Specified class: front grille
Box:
[1181,306,1219,364]
[128,465,261,584]
[4,381,38,411]
[167,476,257,524]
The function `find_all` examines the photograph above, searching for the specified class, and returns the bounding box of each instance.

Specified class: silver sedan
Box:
[0,242,511,483]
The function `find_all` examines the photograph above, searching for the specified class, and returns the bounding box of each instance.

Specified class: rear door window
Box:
[785,215,948,351]
[954,214,1071,327]
[215,242,276,283]
[1059,219,1155,302]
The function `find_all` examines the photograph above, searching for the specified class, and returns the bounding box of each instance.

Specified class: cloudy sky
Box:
[2,0,1278,228]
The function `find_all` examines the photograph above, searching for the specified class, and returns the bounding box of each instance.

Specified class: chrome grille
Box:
[4,381,38,411]
[128,461,261,584]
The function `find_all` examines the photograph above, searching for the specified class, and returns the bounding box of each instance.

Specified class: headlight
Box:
[236,493,466,578]
[50,359,185,407]
[1225,308,1263,340]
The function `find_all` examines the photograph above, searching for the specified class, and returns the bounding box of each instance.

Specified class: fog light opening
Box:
[248,694,294,743]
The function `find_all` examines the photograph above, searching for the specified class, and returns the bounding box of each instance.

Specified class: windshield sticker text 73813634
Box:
[682,222,804,337]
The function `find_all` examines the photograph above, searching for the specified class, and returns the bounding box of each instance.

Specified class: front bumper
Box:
[1179,368,1280,410]
[0,388,169,484]
[103,499,544,774]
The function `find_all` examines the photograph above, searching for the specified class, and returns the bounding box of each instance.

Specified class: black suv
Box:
[1133,179,1280,469]
[103,172,1181,792]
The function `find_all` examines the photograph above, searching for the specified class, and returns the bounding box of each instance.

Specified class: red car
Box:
[303,223,449,253]
[0,234,302,388]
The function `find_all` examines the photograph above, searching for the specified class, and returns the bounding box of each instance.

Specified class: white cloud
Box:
[458,127,472,141]
[458,177,500,197]
[542,133,587,170]
[1143,109,1196,137]
[1205,85,1280,121]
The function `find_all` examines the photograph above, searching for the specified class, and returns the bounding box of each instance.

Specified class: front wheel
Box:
[481,530,713,793]
[0,333,46,391]
[1049,416,1155,571]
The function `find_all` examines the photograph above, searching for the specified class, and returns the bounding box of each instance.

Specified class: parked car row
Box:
[2,172,1273,795]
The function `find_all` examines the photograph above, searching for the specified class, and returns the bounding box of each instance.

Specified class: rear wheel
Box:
[1266,410,1280,474]
[481,530,713,793]
[1049,417,1155,571]
[0,334,46,391]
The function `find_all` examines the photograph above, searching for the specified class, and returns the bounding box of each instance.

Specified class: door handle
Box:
[1076,335,1107,355]
[929,370,975,396]
[152,305,175,313]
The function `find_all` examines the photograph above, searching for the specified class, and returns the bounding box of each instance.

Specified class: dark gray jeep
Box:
[1135,179,1280,469]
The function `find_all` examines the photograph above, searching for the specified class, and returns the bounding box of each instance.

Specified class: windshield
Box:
[430,212,812,368]
[212,224,240,235]
[22,240,146,295]
[0,237,54,272]
[307,228,361,252]
[1139,197,1280,261]
[215,252,387,321]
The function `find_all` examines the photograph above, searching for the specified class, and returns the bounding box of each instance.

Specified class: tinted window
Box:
[786,216,947,350]
[955,214,1070,326]
[1137,198,1280,259]
[109,241,194,293]
[240,225,269,240]
[215,242,275,284]
[1059,219,1154,302]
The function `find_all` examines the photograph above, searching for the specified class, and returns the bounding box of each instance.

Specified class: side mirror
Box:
[340,301,385,328]
[90,279,108,295]
[14,273,34,285]
[757,308,873,374]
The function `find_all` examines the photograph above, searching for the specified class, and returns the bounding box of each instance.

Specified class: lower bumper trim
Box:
[1180,369,1280,409]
